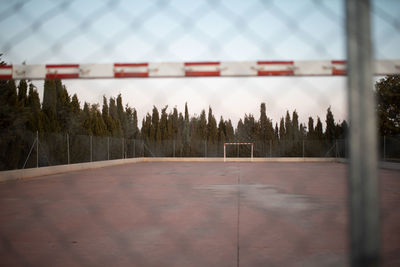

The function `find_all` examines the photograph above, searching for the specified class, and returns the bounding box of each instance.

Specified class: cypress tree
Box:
[284,111,292,140]
[160,105,169,140]
[307,117,315,140]
[150,106,161,143]
[259,102,268,140]
[26,83,43,132]
[42,79,59,132]
[69,94,81,134]
[292,110,300,141]
[274,123,279,142]
[225,119,234,142]
[184,102,189,123]
[17,79,28,107]
[325,107,336,143]
[116,94,127,136]
[279,117,285,141]
[207,106,218,144]
[198,109,207,141]
[315,117,323,140]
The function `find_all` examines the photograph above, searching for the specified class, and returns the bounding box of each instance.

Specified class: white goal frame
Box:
[224,142,254,162]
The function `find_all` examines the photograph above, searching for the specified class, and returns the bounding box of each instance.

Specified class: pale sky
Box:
[1,0,399,127]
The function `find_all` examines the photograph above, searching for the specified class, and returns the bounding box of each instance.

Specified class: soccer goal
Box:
[224,142,254,162]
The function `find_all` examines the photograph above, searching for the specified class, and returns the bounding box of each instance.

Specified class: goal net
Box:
[224,142,254,161]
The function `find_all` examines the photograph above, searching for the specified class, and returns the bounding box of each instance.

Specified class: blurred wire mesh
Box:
[0,0,400,266]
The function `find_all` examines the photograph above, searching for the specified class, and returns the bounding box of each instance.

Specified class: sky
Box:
[0,0,399,127]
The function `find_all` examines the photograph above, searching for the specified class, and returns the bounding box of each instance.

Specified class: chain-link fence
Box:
[1,0,400,266]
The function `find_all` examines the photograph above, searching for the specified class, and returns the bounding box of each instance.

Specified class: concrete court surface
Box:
[0,162,399,267]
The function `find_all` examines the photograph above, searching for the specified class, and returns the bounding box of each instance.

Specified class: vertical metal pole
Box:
[383,136,386,161]
[107,137,110,160]
[36,131,39,168]
[224,144,226,162]
[67,133,70,165]
[346,0,379,266]
[270,140,272,157]
[335,140,338,158]
[90,135,92,162]
[133,139,136,158]
[122,138,124,159]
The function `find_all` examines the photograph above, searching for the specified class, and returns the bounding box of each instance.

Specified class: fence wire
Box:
[0,0,400,267]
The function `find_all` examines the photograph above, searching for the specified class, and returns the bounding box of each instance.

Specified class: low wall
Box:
[1,157,397,183]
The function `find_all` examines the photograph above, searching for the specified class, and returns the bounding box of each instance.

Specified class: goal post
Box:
[224,142,254,162]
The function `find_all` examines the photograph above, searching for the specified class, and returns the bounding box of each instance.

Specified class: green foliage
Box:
[376,75,400,135]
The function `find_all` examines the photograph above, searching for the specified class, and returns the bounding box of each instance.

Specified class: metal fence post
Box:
[270,140,272,157]
[383,136,386,161]
[335,140,338,158]
[204,140,207,158]
[346,0,379,266]
[90,135,92,162]
[67,133,70,164]
[122,138,124,159]
[133,139,136,158]
[36,131,39,168]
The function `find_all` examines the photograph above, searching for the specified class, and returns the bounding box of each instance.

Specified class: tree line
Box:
[1,64,399,170]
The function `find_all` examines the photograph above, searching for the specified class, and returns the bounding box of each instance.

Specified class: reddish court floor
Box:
[0,162,399,267]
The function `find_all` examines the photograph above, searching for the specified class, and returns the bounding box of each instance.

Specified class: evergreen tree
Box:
[116,94,127,136]
[81,102,92,135]
[225,119,234,142]
[315,117,323,140]
[325,107,336,143]
[184,102,189,123]
[279,117,285,141]
[17,79,28,107]
[218,116,226,142]
[170,107,179,140]
[108,97,122,136]
[217,116,226,155]
[198,109,207,141]
[102,96,111,135]
[150,106,161,143]
[26,83,43,132]
[69,94,81,134]
[207,106,218,144]
[274,123,279,142]
[376,75,400,135]
[42,79,59,132]
[90,104,107,136]
[236,119,245,141]
[292,110,300,141]
[284,111,292,140]
[125,106,139,139]
[307,117,315,140]
[259,102,268,140]
[160,105,169,140]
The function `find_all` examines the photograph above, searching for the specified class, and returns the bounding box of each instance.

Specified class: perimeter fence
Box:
[1,130,400,171]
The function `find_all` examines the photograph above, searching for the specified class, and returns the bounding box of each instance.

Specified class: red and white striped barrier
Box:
[0,65,13,79]
[1,60,399,80]
[184,62,221,77]
[46,64,80,79]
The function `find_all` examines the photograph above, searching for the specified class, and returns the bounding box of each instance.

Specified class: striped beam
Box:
[1,60,399,80]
